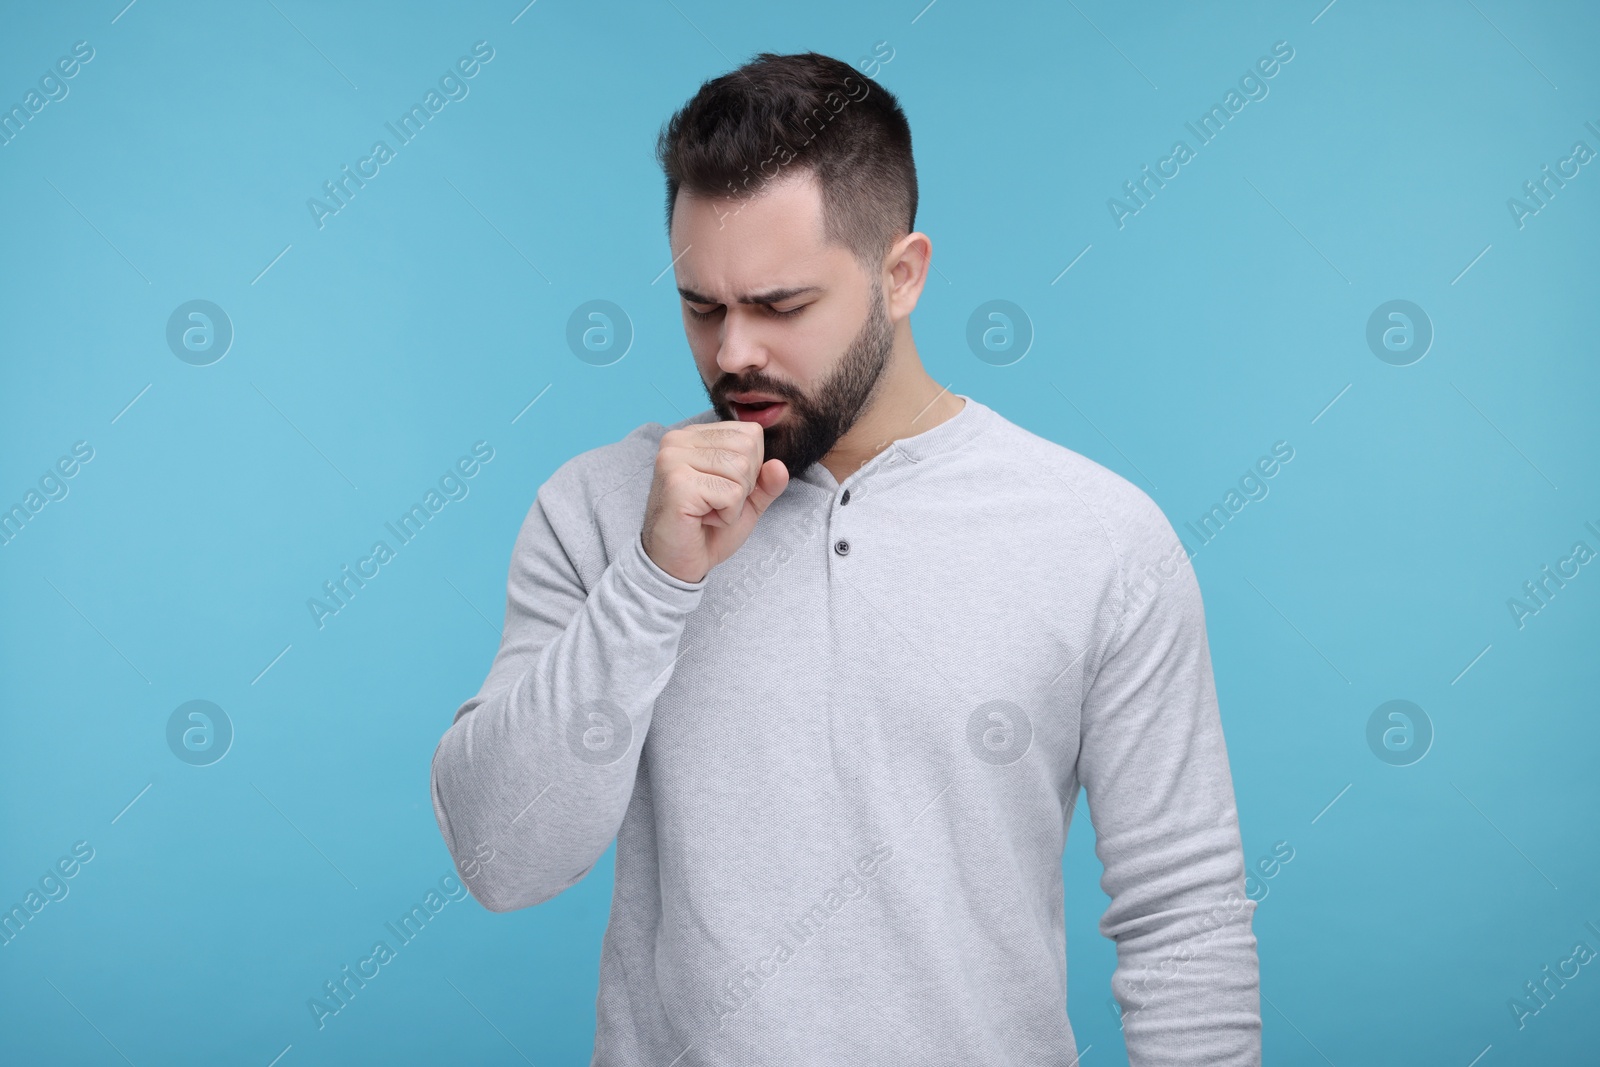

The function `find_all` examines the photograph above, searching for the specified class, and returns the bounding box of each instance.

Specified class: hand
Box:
[640,421,790,584]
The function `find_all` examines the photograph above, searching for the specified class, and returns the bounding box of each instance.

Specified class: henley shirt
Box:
[430,393,1262,1066]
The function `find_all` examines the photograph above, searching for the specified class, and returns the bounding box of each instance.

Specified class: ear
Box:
[883,231,931,321]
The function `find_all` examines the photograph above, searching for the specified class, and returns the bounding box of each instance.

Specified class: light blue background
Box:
[3,1,1597,1064]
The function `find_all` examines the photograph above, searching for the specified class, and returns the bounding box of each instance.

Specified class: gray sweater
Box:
[430,394,1261,1065]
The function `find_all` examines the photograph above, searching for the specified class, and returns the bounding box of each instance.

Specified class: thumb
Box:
[744,458,790,518]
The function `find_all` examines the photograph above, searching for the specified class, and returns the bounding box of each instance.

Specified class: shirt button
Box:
[840,489,851,505]
[834,539,850,556]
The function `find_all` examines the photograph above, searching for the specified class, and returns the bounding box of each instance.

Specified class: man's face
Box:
[671,171,896,478]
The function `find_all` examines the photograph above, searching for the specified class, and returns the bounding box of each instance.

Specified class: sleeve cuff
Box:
[620,528,708,600]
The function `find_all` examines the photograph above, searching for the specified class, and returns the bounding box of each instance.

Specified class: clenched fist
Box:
[640,421,790,584]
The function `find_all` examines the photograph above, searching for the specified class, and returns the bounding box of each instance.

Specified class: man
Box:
[430,51,1260,1066]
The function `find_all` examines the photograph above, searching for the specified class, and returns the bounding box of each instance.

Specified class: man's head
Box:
[655,52,923,477]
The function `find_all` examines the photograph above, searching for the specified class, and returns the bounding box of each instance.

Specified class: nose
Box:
[715,309,767,377]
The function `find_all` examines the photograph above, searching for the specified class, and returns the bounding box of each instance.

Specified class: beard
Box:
[705,277,896,479]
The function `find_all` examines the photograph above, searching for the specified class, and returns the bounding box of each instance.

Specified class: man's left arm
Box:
[1076,492,1261,1066]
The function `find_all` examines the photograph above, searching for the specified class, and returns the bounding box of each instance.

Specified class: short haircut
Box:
[655,51,918,277]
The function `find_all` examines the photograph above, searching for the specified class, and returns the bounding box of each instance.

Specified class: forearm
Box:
[431,530,703,912]
[1088,661,1262,1065]
[1104,820,1261,1064]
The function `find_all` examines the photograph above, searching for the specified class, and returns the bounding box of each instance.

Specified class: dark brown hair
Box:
[655,51,917,276]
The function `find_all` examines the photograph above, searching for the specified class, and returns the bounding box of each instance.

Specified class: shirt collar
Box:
[887,392,991,464]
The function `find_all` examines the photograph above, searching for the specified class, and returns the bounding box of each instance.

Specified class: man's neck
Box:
[821,379,966,484]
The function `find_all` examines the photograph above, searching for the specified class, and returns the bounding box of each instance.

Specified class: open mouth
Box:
[730,400,787,426]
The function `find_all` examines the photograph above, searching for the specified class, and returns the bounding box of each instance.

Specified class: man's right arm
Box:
[430,477,706,913]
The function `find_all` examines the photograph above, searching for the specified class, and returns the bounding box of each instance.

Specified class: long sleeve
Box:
[430,482,705,913]
[1076,497,1261,1065]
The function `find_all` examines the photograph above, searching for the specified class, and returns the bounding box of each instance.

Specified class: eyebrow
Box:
[676,285,823,306]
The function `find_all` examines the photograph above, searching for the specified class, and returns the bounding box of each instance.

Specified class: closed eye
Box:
[687,304,807,321]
